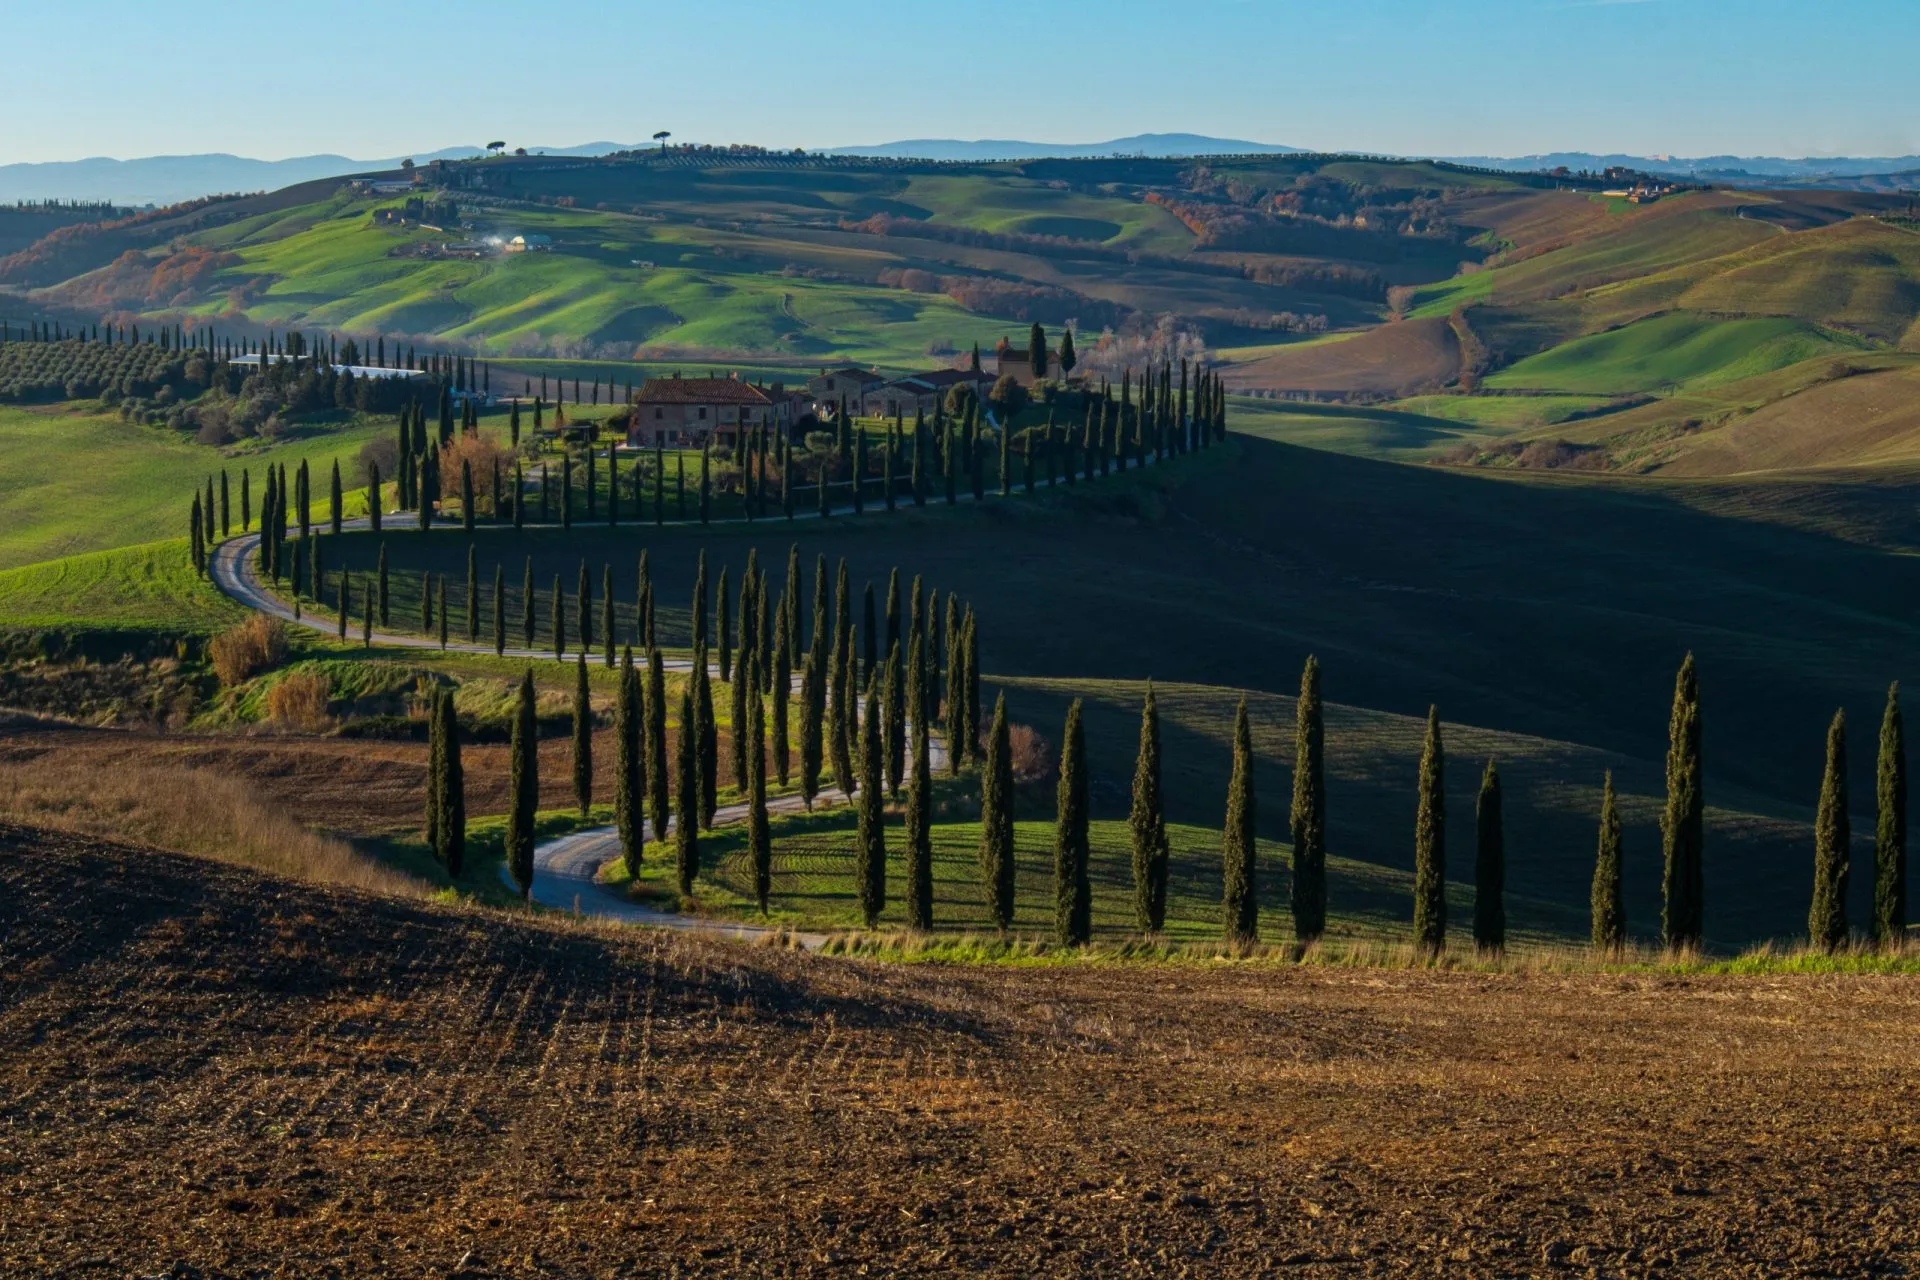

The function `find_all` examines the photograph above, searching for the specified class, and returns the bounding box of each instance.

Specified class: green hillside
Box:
[1483,312,1871,395]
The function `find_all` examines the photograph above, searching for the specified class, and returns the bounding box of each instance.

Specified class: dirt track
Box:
[4,826,1919,1277]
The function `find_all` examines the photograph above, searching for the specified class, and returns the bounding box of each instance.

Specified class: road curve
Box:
[208,519,953,938]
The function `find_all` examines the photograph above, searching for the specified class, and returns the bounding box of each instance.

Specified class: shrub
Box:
[209,614,287,686]
[1007,722,1055,784]
[265,671,332,731]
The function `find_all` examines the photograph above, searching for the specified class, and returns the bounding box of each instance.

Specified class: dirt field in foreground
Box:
[4,826,1919,1278]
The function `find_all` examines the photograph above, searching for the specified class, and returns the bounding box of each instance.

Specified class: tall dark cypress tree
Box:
[748,675,771,914]
[330,460,343,536]
[438,691,465,878]
[691,550,708,651]
[425,684,445,857]
[577,560,592,657]
[1129,685,1169,933]
[883,643,905,796]
[856,685,886,927]
[521,557,536,649]
[601,564,615,669]
[906,635,933,930]
[1412,706,1447,956]
[551,575,566,659]
[1054,697,1092,946]
[1473,758,1505,954]
[1221,699,1258,943]
[506,670,538,900]
[647,647,669,843]
[465,543,479,643]
[695,650,717,828]
[729,634,750,790]
[979,691,1016,932]
[1661,654,1705,950]
[772,604,792,786]
[572,655,594,816]
[615,647,643,878]
[1809,709,1850,952]
[675,680,701,894]
[493,564,505,655]
[717,566,732,683]
[437,575,448,649]
[1290,655,1327,944]
[1592,771,1625,952]
[1875,682,1907,947]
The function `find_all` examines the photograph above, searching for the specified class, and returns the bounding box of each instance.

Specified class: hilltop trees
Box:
[1129,685,1169,933]
[1809,709,1850,952]
[1289,655,1327,944]
[506,670,538,900]
[1221,698,1258,944]
[1661,654,1705,950]
[1876,683,1906,947]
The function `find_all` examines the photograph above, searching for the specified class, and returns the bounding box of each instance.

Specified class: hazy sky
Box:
[4,0,1915,163]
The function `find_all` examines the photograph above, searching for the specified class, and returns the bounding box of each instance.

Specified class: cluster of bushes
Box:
[0,338,196,404]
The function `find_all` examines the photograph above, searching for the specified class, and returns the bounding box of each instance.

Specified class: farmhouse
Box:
[994,345,1054,388]
[504,234,552,253]
[807,365,884,411]
[861,368,987,418]
[627,373,793,448]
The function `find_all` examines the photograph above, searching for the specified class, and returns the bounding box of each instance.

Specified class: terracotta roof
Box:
[635,377,773,406]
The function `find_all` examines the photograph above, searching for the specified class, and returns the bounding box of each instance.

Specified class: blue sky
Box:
[4,0,1915,163]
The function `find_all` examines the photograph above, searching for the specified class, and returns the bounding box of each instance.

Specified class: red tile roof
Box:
[635,377,773,406]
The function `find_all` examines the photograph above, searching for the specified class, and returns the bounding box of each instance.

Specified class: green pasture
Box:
[1484,312,1872,396]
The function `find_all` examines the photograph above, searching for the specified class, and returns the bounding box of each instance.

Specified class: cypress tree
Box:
[695,649,717,828]
[964,611,981,761]
[1810,708,1850,952]
[330,460,343,535]
[647,647,670,842]
[425,684,444,856]
[1875,682,1906,947]
[1661,653,1705,950]
[861,581,878,690]
[377,543,390,626]
[1473,758,1505,954]
[561,455,573,528]
[439,691,465,878]
[675,680,701,894]
[1129,684,1169,933]
[800,626,824,810]
[730,634,750,789]
[699,444,711,524]
[436,576,448,649]
[466,544,479,642]
[337,572,350,641]
[748,673,771,913]
[190,495,205,575]
[461,460,475,535]
[979,690,1016,932]
[691,550,708,651]
[363,579,374,647]
[506,670,538,900]
[577,560,592,656]
[551,575,566,658]
[1289,655,1327,944]
[1222,698,1258,943]
[615,647,643,877]
[1054,697,1092,946]
[772,605,792,786]
[242,468,251,531]
[1592,771,1625,952]
[600,564,616,667]
[831,622,857,801]
[717,566,732,683]
[513,463,524,530]
[521,557,536,649]
[857,685,886,927]
[219,469,231,537]
[884,642,905,796]
[572,655,594,816]
[906,635,934,930]
[493,564,505,655]
[1413,706,1447,956]
[421,569,433,635]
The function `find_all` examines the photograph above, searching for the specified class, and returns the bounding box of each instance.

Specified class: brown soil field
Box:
[5,827,1920,1277]
[1223,318,1459,396]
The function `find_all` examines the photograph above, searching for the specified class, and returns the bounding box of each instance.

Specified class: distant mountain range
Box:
[0,143,637,207]
[823,133,1304,161]
[3,135,1916,207]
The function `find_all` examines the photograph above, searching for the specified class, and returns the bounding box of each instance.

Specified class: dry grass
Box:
[208,613,287,686]
[0,755,422,897]
[264,670,333,731]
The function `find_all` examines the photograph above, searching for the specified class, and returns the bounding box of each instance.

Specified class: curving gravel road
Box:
[208,516,951,937]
